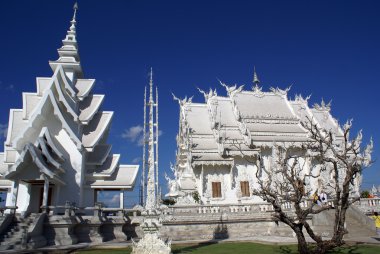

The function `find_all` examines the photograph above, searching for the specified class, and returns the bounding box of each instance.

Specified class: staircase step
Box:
[0,213,40,251]
[0,244,12,251]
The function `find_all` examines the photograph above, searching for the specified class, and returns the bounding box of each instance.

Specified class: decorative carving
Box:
[172,93,193,105]
[313,99,331,112]
[244,117,299,124]
[176,193,197,205]
[131,233,171,254]
[205,97,226,156]
[294,94,311,104]
[192,159,234,167]
[219,80,244,98]
[165,172,180,198]
[251,84,265,98]
[197,87,217,102]
[269,86,291,97]
[227,90,252,147]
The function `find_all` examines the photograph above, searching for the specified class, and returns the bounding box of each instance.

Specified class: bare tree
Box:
[252,117,373,254]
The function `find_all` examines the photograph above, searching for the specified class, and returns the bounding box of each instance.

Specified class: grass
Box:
[74,242,380,254]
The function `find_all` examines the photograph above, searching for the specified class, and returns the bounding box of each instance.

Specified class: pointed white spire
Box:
[145,67,157,210]
[142,86,147,206]
[253,66,260,85]
[149,68,154,103]
[61,2,79,49]
[49,2,83,79]
[155,85,159,204]
[68,2,78,37]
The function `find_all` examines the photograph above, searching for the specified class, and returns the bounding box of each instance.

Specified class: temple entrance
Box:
[25,180,54,214]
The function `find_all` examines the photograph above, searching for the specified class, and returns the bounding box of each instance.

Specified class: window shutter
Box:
[212,182,222,198]
[241,181,250,197]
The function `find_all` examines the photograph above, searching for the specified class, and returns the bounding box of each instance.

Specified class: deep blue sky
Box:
[0,0,379,204]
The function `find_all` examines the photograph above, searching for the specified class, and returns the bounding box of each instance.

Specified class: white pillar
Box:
[200,165,204,197]
[11,180,19,208]
[120,191,124,209]
[54,185,61,206]
[230,165,233,190]
[42,175,49,212]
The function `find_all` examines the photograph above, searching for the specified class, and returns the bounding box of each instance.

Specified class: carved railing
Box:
[37,198,380,219]
[0,206,18,216]
[353,198,380,214]
[163,203,276,216]
[46,202,141,219]
[163,199,337,218]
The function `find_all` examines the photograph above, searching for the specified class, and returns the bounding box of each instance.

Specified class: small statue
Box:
[165,172,179,198]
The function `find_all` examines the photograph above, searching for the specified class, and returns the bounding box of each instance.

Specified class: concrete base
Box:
[29,235,47,249]
[44,215,135,245]
[160,219,296,241]
[0,205,372,250]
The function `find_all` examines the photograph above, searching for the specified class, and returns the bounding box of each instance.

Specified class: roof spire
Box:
[69,2,78,34]
[49,2,83,79]
[150,67,153,85]
[62,2,79,45]
[253,66,260,85]
[149,68,154,101]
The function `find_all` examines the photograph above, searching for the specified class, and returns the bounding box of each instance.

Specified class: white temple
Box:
[0,3,138,215]
[171,71,361,204]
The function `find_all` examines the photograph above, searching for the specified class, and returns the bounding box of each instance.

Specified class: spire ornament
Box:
[253,66,260,85]
[49,2,83,79]
[70,2,78,33]
[251,67,264,95]
[141,68,161,211]
[134,70,171,254]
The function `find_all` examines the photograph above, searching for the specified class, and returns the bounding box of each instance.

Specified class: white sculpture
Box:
[132,233,171,254]
[165,173,179,198]
[133,70,171,254]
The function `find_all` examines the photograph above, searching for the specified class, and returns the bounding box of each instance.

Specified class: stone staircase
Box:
[345,206,376,238]
[0,213,38,251]
[312,207,376,239]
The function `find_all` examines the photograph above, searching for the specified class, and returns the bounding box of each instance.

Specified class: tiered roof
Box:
[176,72,343,168]
[0,3,138,190]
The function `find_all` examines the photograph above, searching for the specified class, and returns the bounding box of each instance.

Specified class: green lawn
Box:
[74,242,380,254]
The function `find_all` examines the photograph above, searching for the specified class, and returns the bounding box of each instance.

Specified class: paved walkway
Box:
[1,236,380,253]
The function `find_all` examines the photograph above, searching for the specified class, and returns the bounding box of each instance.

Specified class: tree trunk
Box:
[294,225,310,254]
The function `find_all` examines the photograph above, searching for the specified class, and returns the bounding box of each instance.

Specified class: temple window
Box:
[212,182,222,198]
[240,181,250,197]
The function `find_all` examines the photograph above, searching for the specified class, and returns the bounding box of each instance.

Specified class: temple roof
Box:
[75,79,96,100]
[87,144,112,166]
[234,91,296,119]
[185,104,214,135]
[82,111,113,151]
[79,94,105,124]
[89,165,139,189]
[91,154,120,177]
[0,153,7,176]
[177,82,343,166]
